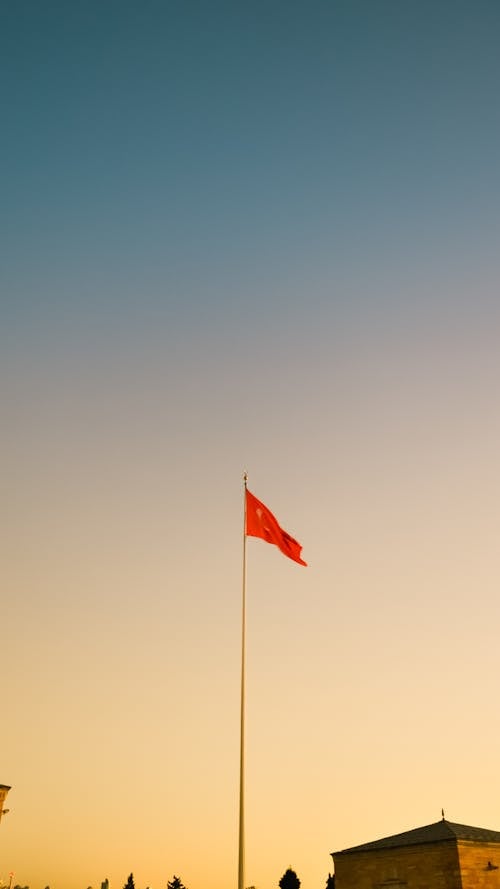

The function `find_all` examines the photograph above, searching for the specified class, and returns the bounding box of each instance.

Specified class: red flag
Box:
[245,489,307,566]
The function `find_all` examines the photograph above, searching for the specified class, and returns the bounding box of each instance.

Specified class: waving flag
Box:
[245,488,307,566]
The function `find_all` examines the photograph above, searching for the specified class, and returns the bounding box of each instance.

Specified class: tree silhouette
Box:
[325,875,335,889]
[279,868,300,889]
[167,877,187,889]
[123,874,135,889]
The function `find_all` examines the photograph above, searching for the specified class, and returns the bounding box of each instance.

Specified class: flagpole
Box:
[238,472,248,889]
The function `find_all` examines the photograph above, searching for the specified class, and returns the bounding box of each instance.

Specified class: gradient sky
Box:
[2,2,500,889]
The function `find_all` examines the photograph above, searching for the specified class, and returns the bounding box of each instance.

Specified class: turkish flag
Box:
[245,489,307,566]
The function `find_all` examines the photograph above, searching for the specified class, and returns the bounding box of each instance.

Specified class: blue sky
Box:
[4,1,499,317]
[2,4,500,889]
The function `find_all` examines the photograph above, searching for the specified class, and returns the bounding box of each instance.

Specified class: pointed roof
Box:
[334,820,500,856]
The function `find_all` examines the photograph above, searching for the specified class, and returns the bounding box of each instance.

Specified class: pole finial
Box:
[243,471,248,486]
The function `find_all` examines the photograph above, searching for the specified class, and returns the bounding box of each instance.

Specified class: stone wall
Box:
[457,840,500,888]
[333,841,462,889]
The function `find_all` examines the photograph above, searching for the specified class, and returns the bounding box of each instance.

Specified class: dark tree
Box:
[167,877,187,889]
[123,874,135,889]
[279,868,300,889]
[326,875,335,889]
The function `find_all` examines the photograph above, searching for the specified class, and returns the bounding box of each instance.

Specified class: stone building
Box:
[332,818,500,888]
[0,785,10,823]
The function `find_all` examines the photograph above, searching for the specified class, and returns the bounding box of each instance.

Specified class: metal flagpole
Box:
[238,472,248,889]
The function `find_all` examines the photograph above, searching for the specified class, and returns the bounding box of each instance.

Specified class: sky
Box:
[2,2,500,888]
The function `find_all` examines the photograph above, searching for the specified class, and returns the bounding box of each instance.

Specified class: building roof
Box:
[334,820,500,856]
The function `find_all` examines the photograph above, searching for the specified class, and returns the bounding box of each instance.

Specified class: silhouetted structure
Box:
[332,818,500,888]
